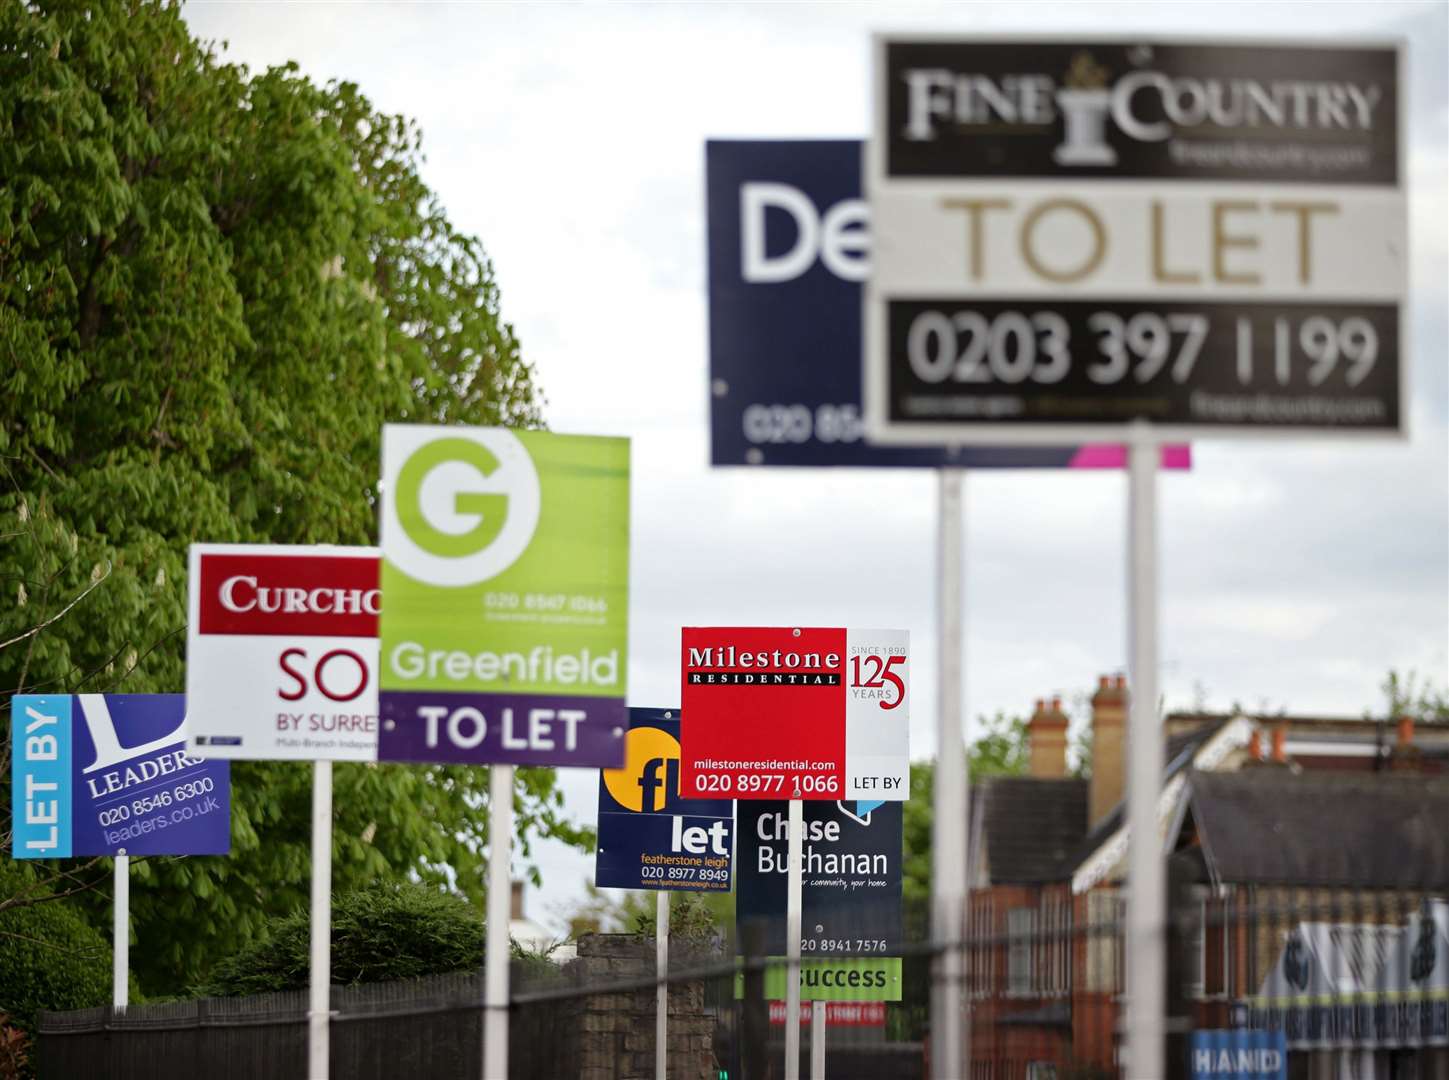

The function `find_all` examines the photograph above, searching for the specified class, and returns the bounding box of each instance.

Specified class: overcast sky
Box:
[184,1,1448,934]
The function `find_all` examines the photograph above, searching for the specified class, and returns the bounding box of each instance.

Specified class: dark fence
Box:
[37,886,1449,1080]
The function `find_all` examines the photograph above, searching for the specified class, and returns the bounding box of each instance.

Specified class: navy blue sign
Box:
[706,140,1191,470]
[736,799,902,955]
[1190,1030,1287,1080]
[12,694,230,858]
[595,709,733,892]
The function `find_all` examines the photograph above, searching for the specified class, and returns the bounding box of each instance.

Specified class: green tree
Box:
[0,862,114,1037]
[902,711,1030,902]
[0,1,580,997]
[1379,669,1449,724]
[196,882,487,997]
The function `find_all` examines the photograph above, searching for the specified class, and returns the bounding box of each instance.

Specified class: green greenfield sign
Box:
[735,957,903,1003]
[377,425,630,767]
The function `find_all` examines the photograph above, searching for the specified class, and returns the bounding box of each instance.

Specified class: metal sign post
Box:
[656,890,669,1080]
[784,797,804,1080]
[113,851,129,1010]
[1126,433,1164,1079]
[308,760,333,1080]
[866,35,1406,1079]
[810,999,826,1079]
[931,468,967,1080]
[484,765,514,1080]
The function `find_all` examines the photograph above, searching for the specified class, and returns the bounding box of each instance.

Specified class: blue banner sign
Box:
[11,694,230,858]
[705,139,1191,470]
[595,709,733,892]
[1191,1030,1287,1080]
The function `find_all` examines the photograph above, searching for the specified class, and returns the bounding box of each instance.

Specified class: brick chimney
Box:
[1089,675,1127,828]
[511,880,525,921]
[1027,696,1069,778]
[1391,716,1421,772]
[1270,727,1287,764]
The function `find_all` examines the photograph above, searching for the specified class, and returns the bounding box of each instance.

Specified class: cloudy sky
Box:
[184,1,1448,933]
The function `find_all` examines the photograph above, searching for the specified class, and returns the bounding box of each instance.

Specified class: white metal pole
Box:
[810,997,825,1080]
[656,889,669,1080]
[484,765,514,1080]
[112,851,129,1010]
[1126,435,1164,1080]
[308,759,333,1080]
[931,467,966,1080]
[784,796,804,1080]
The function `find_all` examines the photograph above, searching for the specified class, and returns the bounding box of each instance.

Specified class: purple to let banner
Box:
[378,691,626,767]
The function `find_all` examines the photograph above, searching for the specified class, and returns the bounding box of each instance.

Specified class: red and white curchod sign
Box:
[679,627,909,802]
[186,545,380,761]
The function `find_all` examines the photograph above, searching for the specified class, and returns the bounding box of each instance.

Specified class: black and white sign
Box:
[866,37,1406,443]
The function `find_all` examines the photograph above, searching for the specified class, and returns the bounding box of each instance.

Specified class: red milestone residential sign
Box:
[186,544,380,762]
[679,627,910,801]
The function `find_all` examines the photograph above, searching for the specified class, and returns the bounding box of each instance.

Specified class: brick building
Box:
[965,677,1449,1080]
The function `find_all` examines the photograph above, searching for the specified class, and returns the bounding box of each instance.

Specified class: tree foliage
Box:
[0,1,580,997]
[0,862,113,1036]
[903,711,1030,902]
[196,883,486,997]
[1379,669,1449,724]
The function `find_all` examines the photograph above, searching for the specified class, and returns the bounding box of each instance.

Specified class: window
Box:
[1038,891,1072,995]
[1026,1064,1059,1080]
[967,895,996,997]
[1201,889,1235,998]
[1185,893,1206,998]
[1007,907,1035,995]
[1085,889,1124,993]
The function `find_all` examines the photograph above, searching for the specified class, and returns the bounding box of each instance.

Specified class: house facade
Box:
[965,677,1449,1080]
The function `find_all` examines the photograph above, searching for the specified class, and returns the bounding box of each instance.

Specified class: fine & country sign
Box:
[377,426,630,767]
[866,37,1406,443]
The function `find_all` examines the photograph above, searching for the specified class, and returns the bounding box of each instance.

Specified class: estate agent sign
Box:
[679,627,909,802]
[187,544,380,761]
[12,694,230,858]
[595,709,734,892]
[866,38,1405,443]
[706,138,1191,470]
[736,799,904,958]
[377,426,630,767]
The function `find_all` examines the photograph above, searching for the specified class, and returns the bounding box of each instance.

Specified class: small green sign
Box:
[734,957,902,1002]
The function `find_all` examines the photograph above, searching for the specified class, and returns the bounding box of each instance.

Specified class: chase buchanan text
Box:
[686,646,841,687]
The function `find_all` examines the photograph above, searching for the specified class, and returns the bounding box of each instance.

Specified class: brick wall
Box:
[571,934,717,1080]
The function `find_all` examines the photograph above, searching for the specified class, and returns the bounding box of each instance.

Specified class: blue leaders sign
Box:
[1190,1030,1287,1080]
[595,709,733,892]
[11,694,230,858]
[705,139,1192,470]
[736,798,902,956]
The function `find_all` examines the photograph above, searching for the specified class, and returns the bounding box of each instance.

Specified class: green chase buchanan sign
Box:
[377,425,630,766]
[735,957,903,1002]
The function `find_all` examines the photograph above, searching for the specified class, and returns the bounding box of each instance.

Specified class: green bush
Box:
[0,863,113,1035]
[197,883,486,996]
